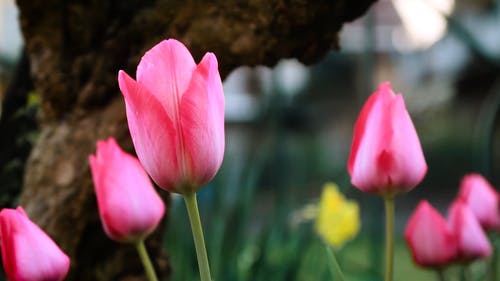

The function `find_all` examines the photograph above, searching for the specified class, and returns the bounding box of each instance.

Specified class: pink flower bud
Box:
[458,173,500,230]
[348,82,427,196]
[404,200,457,268]
[118,39,225,194]
[89,138,165,243]
[448,200,492,262]
[0,207,70,281]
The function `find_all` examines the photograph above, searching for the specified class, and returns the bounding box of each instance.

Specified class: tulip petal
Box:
[137,39,197,123]
[0,208,70,281]
[459,174,500,230]
[90,138,165,242]
[118,70,179,190]
[404,201,457,268]
[0,212,15,279]
[315,183,360,249]
[347,86,380,175]
[449,200,492,261]
[349,85,393,192]
[348,82,427,194]
[180,53,225,189]
[377,94,427,192]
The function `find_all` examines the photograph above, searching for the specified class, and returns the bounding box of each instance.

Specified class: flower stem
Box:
[460,266,466,281]
[135,240,159,281]
[384,196,395,281]
[325,244,346,281]
[184,192,212,281]
[463,264,473,281]
[436,269,447,281]
[490,234,499,281]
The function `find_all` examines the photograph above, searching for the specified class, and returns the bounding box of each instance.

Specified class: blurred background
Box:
[1,0,500,280]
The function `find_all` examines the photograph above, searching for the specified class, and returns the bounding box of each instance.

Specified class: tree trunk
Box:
[13,0,376,280]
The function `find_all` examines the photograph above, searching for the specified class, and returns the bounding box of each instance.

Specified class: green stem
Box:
[464,265,473,281]
[491,234,499,281]
[325,244,346,281]
[460,266,466,281]
[135,240,159,281]
[184,192,212,281]
[436,269,446,281]
[384,197,395,281]
[460,263,473,281]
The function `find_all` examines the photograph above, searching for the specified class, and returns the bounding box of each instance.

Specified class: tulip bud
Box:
[448,200,492,262]
[404,200,457,268]
[89,138,165,243]
[458,173,500,230]
[118,39,225,194]
[0,207,70,281]
[347,82,427,196]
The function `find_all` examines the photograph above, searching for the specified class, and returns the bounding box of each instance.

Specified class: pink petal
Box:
[349,84,393,192]
[118,70,179,190]
[90,138,165,241]
[0,212,15,279]
[404,200,457,268]
[0,208,70,281]
[137,39,197,123]
[459,173,500,230]
[448,200,492,261]
[347,83,384,175]
[349,82,427,194]
[383,94,427,189]
[180,53,225,190]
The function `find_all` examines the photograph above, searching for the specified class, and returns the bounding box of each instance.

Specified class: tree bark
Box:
[14,0,376,280]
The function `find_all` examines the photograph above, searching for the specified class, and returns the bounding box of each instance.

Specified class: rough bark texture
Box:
[14,0,376,280]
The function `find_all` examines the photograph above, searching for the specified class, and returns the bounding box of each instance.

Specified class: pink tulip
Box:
[448,200,492,261]
[0,207,70,281]
[118,39,225,194]
[404,200,457,268]
[89,138,165,243]
[458,173,500,230]
[347,82,427,196]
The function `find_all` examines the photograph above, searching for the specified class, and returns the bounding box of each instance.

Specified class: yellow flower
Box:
[315,182,360,249]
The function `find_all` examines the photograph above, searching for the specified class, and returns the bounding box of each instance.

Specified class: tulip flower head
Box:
[118,39,225,194]
[448,200,492,262]
[458,173,500,231]
[315,183,360,248]
[348,82,427,196]
[0,207,70,281]
[404,200,457,268]
[89,138,165,243]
